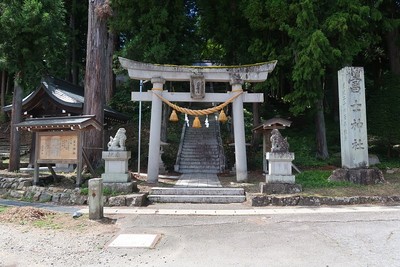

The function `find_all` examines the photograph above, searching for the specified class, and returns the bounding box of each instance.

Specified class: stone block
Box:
[260,182,302,194]
[266,152,295,185]
[69,193,87,205]
[103,182,137,194]
[101,173,131,183]
[33,192,41,201]
[265,174,295,184]
[102,151,131,172]
[329,168,385,185]
[126,193,148,206]
[108,196,126,206]
[2,182,12,189]
[39,192,52,202]
[52,193,61,203]
[368,154,380,165]
[17,180,32,190]
[0,188,8,197]
[9,190,25,199]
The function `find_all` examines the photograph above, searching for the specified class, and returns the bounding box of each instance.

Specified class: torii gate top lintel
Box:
[119,57,277,83]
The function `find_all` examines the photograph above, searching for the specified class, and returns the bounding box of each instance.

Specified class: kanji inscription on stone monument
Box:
[338,67,369,168]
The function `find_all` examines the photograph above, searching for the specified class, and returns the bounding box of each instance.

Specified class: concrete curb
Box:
[248,193,400,206]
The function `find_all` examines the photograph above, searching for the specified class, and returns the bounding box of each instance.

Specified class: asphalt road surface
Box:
[111,205,400,267]
[1,202,399,267]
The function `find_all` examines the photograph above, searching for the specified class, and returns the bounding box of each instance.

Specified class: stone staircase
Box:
[148,187,246,203]
[0,136,30,159]
[174,115,225,174]
[147,116,246,204]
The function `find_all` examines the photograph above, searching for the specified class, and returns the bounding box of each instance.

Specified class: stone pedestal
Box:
[265,152,295,184]
[260,182,302,194]
[101,151,131,183]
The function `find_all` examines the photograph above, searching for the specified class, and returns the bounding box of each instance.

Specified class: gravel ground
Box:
[0,207,134,267]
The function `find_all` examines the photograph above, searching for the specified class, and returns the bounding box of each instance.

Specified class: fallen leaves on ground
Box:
[0,207,56,223]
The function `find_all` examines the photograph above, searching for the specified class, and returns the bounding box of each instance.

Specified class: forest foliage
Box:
[1,0,400,169]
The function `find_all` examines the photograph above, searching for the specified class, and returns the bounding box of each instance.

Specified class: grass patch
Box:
[0,206,8,213]
[33,215,61,229]
[80,188,89,196]
[296,170,354,189]
[103,187,119,196]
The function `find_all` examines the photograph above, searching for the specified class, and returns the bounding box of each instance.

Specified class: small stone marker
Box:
[338,67,369,168]
[88,178,103,220]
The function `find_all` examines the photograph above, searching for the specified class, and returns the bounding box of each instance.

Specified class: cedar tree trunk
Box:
[315,96,329,159]
[8,78,23,171]
[386,28,400,75]
[83,0,111,168]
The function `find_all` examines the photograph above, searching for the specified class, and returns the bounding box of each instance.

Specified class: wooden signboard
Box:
[38,132,79,162]
[34,131,83,186]
[15,115,101,187]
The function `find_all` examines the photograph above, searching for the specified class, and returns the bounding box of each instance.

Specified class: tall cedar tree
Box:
[239,0,381,159]
[84,0,113,168]
[0,0,66,171]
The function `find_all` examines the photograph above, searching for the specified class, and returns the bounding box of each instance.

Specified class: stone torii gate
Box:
[119,57,277,183]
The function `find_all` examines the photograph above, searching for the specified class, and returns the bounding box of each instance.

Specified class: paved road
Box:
[0,198,82,214]
[108,205,400,267]
[1,199,399,266]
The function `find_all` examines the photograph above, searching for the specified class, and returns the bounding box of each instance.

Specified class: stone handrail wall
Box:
[174,122,187,172]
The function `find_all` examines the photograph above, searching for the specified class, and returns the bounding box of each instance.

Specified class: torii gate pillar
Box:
[147,77,165,183]
[231,80,247,181]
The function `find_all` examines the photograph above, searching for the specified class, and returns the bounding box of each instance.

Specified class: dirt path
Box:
[0,207,132,267]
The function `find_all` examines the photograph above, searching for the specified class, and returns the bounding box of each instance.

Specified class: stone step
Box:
[183,141,218,145]
[179,157,220,161]
[185,130,216,133]
[181,146,219,150]
[185,135,217,138]
[182,143,219,147]
[180,158,220,163]
[180,151,220,155]
[185,133,217,137]
[186,126,217,131]
[179,161,221,167]
[180,154,219,158]
[186,132,216,135]
[148,195,246,203]
[182,147,219,154]
[179,168,220,174]
[179,164,221,168]
[150,187,244,195]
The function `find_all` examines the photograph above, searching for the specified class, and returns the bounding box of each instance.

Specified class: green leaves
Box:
[111,0,200,64]
[0,0,66,86]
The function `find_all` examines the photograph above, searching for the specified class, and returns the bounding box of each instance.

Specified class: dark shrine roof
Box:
[253,117,292,132]
[15,115,102,132]
[3,76,129,123]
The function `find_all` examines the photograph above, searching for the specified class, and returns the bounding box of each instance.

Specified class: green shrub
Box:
[80,188,89,196]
